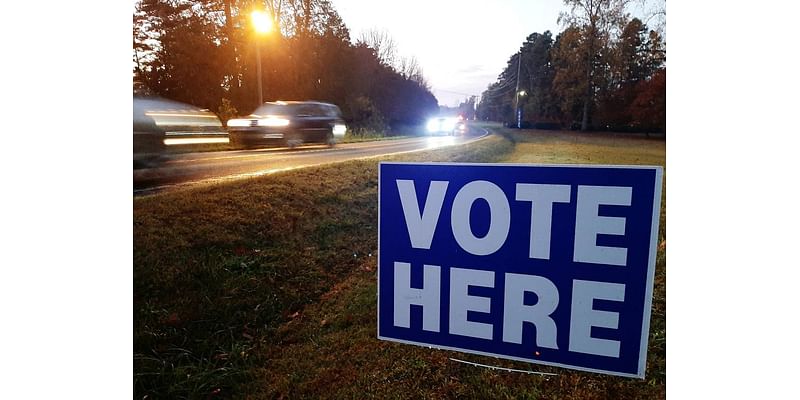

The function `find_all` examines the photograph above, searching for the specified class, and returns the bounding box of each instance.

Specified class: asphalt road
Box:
[134,126,487,196]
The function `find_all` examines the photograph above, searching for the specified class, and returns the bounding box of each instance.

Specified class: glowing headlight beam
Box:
[227,119,251,127]
[333,124,347,136]
[164,137,230,145]
[257,117,290,127]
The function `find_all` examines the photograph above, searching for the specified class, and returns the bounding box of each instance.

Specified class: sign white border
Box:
[377,162,664,378]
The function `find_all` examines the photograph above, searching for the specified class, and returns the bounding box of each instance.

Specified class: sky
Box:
[331,0,567,107]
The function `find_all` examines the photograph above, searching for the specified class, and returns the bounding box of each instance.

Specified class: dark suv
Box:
[227,101,347,148]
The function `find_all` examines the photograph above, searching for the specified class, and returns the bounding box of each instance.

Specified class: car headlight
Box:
[257,117,290,127]
[227,119,250,127]
[333,124,347,136]
[426,119,439,132]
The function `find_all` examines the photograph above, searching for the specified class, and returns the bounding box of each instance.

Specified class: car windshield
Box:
[252,103,297,117]
[251,103,340,118]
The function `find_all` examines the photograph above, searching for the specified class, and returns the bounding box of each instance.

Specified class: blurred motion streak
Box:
[164,137,229,145]
[134,95,227,168]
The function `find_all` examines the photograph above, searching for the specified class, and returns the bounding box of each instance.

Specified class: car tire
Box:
[326,131,337,147]
[235,137,257,149]
[229,134,249,149]
[285,133,302,149]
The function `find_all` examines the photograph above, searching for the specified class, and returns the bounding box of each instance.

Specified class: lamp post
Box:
[251,10,273,106]
[516,90,526,128]
[513,51,523,128]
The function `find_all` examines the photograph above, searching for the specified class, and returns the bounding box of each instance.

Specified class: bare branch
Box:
[357,28,398,67]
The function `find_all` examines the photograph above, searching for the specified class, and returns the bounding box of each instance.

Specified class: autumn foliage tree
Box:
[629,68,665,133]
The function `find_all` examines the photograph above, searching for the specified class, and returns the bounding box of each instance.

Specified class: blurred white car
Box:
[133,96,227,168]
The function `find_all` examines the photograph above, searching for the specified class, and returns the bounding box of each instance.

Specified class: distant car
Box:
[226,101,347,149]
[455,119,467,135]
[133,96,227,168]
[426,116,466,136]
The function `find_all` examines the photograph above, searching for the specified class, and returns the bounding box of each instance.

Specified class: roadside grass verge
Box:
[134,125,666,398]
[246,126,666,399]
[134,133,513,397]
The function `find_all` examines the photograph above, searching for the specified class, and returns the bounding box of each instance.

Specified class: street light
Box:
[513,51,523,128]
[251,10,273,106]
[514,88,527,129]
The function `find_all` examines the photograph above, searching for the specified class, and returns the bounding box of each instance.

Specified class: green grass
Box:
[134,124,665,399]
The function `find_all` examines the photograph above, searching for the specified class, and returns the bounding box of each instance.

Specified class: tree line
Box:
[133,0,438,133]
[476,0,666,133]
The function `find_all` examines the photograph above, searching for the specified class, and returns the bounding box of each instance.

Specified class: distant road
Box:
[134,126,487,196]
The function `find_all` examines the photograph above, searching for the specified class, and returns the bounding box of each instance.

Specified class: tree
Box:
[610,17,663,86]
[478,79,512,121]
[559,0,631,130]
[357,28,398,68]
[629,68,665,133]
[518,31,560,125]
[135,0,226,109]
[457,96,477,120]
[476,50,527,124]
[551,26,588,128]
[594,17,665,130]
[397,55,428,88]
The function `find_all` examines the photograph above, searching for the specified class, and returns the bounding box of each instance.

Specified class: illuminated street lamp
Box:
[514,88,527,129]
[513,51,524,128]
[251,10,273,106]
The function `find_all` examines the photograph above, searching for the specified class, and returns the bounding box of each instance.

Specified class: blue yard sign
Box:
[377,162,663,378]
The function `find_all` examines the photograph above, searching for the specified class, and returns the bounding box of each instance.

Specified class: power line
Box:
[481,81,517,98]
[483,79,517,94]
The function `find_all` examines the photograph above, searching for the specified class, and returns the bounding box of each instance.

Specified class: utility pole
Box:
[514,51,522,128]
[256,43,263,106]
[251,10,273,107]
